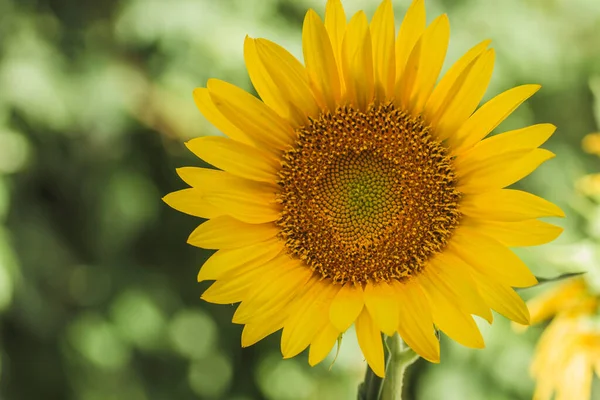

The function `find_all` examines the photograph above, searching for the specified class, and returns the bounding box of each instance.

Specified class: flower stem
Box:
[381,334,419,400]
[357,334,419,400]
[357,334,389,400]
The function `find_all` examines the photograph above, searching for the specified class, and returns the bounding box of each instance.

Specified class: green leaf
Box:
[533,272,586,285]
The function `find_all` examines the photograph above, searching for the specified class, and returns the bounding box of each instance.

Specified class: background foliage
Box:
[1,0,599,398]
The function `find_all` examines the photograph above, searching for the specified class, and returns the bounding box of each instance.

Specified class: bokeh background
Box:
[1,0,600,398]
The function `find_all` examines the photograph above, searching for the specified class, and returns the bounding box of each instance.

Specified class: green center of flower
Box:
[277,103,461,285]
[317,152,403,247]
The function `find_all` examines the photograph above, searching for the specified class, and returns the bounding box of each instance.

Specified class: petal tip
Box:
[554,226,565,237]
[305,8,318,19]
[415,341,441,363]
[437,13,450,26]
[183,140,194,151]
[529,275,539,285]
[528,83,542,93]
[543,123,557,133]
[192,87,204,97]
[511,321,530,333]
[369,363,385,378]
[240,333,252,348]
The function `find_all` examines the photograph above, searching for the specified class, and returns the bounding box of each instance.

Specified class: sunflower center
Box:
[317,152,402,247]
[276,103,461,285]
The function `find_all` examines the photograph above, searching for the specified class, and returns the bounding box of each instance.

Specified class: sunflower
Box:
[164,0,564,377]
[524,278,600,400]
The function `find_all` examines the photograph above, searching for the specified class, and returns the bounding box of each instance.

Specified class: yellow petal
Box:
[201,251,286,304]
[395,0,426,79]
[355,308,385,378]
[197,237,283,282]
[207,78,296,150]
[177,166,277,198]
[324,0,347,83]
[308,324,340,366]
[303,9,341,109]
[185,136,280,183]
[255,38,321,121]
[241,312,286,347]
[325,0,347,50]
[162,188,222,219]
[394,281,440,363]
[461,189,565,222]
[342,11,374,110]
[370,0,395,99]
[364,282,399,336]
[329,283,364,332]
[188,216,279,250]
[233,260,313,324]
[201,278,251,304]
[462,218,563,247]
[457,149,555,194]
[456,124,556,164]
[532,356,558,400]
[281,279,340,358]
[557,353,593,400]
[527,278,586,325]
[448,225,538,288]
[177,167,280,224]
[427,253,493,323]
[430,48,495,141]
[243,36,292,123]
[205,193,279,225]
[192,88,254,146]
[450,84,541,154]
[420,275,485,349]
[397,14,450,114]
[424,39,491,126]
[175,166,225,188]
[426,55,481,138]
[470,269,530,325]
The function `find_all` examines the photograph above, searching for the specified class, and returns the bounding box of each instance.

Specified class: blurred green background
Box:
[1,0,600,399]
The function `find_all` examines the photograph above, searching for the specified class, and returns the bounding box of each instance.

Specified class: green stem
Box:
[381,334,419,400]
[357,334,390,400]
[357,334,419,400]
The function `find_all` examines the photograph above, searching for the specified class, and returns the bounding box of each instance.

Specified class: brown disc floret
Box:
[276,103,461,285]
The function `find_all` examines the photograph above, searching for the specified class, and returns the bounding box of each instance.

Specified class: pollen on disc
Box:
[276,103,461,285]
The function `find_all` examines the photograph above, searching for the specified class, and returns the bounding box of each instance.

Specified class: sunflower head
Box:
[164,0,564,377]
[277,103,461,285]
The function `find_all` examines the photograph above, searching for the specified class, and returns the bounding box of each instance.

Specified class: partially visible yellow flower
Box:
[526,278,600,400]
[526,130,600,400]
